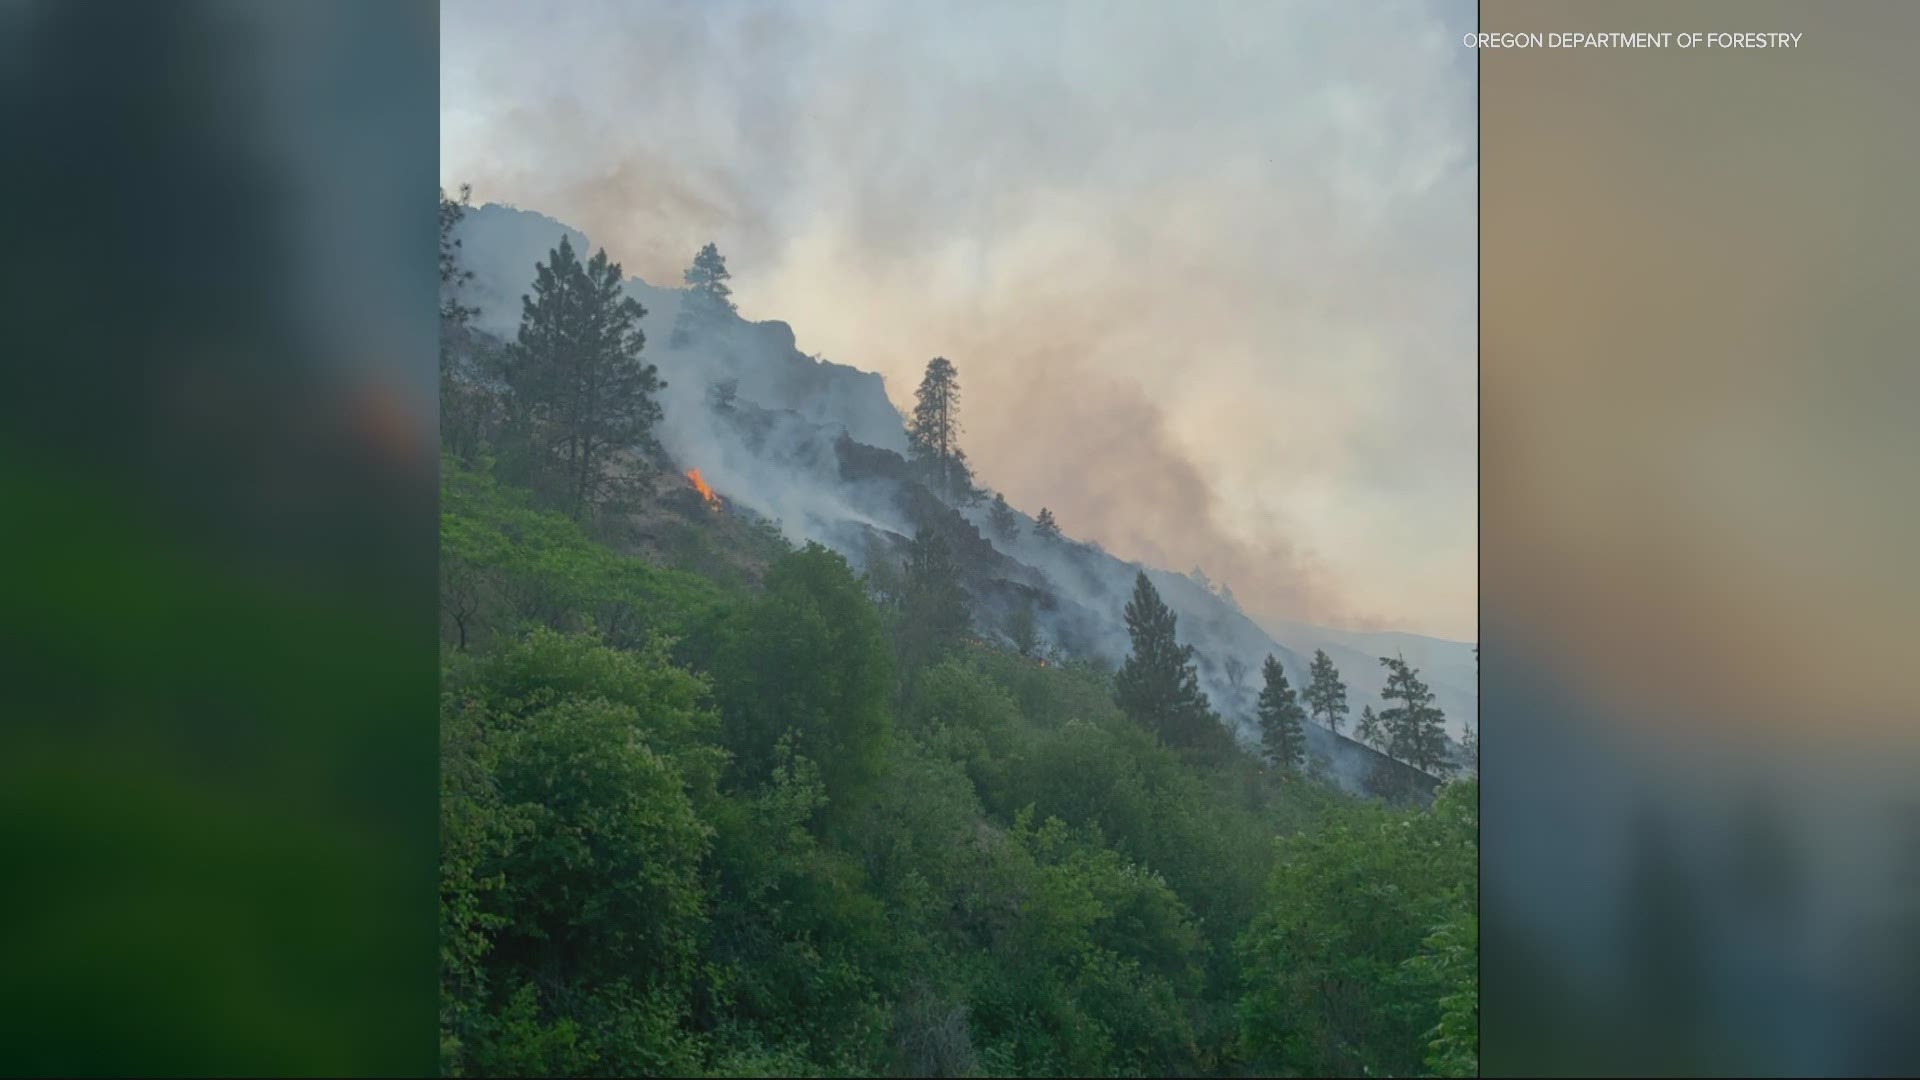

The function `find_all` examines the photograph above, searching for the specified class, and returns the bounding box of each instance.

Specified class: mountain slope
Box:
[449,202,1473,792]
[1255,615,1477,744]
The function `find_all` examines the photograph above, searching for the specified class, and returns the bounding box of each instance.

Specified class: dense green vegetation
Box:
[438,194,1476,1076]
[436,454,1476,1077]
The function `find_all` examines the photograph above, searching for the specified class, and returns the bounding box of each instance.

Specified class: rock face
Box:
[454,203,907,457]
[449,201,1467,801]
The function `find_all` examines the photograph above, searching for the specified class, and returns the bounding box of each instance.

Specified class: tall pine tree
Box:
[670,241,735,347]
[1378,654,1451,777]
[1115,572,1216,748]
[1304,649,1350,736]
[438,185,495,462]
[1255,655,1307,771]
[504,235,663,519]
[906,357,973,501]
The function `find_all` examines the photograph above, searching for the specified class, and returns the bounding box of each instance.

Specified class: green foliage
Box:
[955,811,1204,1076]
[1114,572,1220,751]
[701,738,892,1071]
[1408,780,1480,1077]
[904,658,1022,802]
[1304,648,1349,736]
[502,235,664,519]
[440,631,718,1077]
[440,185,504,464]
[712,543,894,808]
[1254,655,1307,771]
[1378,654,1452,777]
[439,444,1477,1077]
[1236,777,1479,1078]
[440,456,730,657]
[894,529,971,676]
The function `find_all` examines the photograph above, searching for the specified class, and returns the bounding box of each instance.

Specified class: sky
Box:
[441,0,1478,640]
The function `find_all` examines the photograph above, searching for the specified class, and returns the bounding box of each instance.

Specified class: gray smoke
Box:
[450,201,1473,794]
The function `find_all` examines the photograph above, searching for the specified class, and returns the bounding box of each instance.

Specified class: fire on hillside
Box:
[685,468,722,511]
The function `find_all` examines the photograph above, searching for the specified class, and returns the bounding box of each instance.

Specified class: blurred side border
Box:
[1482,1,1920,1075]
[0,2,440,1075]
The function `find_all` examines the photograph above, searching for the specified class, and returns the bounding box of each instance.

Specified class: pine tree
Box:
[670,242,735,347]
[1035,507,1060,539]
[1255,655,1307,771]
[906,357,973,501]
[438,185,492,461]
[896,529,971,673]
[1377,654,1451,777]
[1304,649,1350,736]
[504,235,664,519]
[1356,705,1383,750]
[438,185,478,324]
[987,492,1019,541]
[1115,572,1216,748]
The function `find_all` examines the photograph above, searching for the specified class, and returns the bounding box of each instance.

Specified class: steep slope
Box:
[449,202,1471,793]
[1255,615,1478,745]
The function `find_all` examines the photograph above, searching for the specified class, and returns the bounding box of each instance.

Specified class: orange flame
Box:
[685,468,721,510]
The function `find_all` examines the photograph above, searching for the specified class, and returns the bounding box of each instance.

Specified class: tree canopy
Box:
[502,235,664,519]
[1114,572,1217,750]
[1255,655,1307,771]
[906,357,974,501]
[670,241,736,347]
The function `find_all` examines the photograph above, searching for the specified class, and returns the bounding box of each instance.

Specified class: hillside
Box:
[1255,615,1478,745]
[435,193,1478,1078]
[448,202,1472,791]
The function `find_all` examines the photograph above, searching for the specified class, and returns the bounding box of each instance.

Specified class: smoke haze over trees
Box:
[434,184,1477,1075]
[440,0,1476,641]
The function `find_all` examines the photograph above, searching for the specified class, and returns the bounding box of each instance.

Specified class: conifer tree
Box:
[987,492,1019,541]
[438,185,493,461]
[670,241,735,347]
[1115,572,1216,747]
[504,235,663,519]
[906,357,973,500]
[1378,654,1451,777]
[1255,655,1308,771]
[438,185,478,324]
[1035,507,1060,539]
[1304,649,1350,735]
[1356,705,1383,750]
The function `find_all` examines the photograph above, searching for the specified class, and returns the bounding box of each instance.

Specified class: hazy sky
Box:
[442,0,1477,639]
